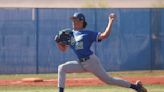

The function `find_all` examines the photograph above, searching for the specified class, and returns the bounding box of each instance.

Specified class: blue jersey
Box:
[70,29,101,59]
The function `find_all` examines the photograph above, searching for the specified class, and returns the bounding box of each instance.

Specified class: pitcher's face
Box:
[72,19,84,30]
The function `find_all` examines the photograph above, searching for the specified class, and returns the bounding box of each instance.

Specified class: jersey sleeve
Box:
[89,31,102,42]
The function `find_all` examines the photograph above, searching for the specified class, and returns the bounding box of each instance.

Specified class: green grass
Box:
[0,85,54,92]
[0,85,164,92]
[0,70,163,80]
[0,70,164,92]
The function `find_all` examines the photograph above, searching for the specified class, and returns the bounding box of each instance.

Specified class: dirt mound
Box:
[0,76,164,87]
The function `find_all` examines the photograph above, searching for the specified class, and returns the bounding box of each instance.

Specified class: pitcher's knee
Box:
[58,64,66,72]
[58,64,68,72]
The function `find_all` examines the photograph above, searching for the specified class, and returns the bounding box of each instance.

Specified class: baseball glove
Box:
[54,28,73,45]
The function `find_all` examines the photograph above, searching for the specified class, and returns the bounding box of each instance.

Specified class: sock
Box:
[130,84,138,91]
[58,87,64,92]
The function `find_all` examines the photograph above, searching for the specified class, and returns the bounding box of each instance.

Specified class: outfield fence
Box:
[0,8,163,74]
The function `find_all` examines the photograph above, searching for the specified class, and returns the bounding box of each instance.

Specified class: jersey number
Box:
[75,41,83,50]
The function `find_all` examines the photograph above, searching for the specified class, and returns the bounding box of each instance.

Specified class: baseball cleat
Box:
[136,80,147,92]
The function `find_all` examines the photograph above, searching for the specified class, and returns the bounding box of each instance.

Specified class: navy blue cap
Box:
[71,12,85,21]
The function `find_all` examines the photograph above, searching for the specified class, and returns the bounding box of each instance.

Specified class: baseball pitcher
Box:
[55,12,147,92]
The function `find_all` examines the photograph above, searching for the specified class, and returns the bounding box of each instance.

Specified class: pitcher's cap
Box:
[70,12,85,21]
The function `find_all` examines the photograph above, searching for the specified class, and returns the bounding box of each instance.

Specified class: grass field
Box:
[0,85,164,92]
[0,70,164,80]
[0,70,164,92]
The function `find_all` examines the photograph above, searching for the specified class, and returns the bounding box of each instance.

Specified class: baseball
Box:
[109,13,116,19]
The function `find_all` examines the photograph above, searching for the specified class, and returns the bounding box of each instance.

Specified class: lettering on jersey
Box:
[70,37,76,45]
[75,41,83,50]
[71,35,84,50]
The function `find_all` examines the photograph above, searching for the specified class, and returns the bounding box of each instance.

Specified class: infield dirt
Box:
[0,76,164,87]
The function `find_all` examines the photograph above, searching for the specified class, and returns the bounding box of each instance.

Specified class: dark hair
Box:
[83,21,87,28]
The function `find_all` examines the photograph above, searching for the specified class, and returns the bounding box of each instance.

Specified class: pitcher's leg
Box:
[83,55,131,88]
[94,65,130,87]
[90,59,147,91]
[58,61,85,91]
[93,68,131,88]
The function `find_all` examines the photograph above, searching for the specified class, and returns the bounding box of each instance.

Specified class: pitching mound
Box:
[0,76,164,87]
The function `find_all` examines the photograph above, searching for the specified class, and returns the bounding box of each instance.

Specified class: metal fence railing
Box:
[0,8,163,74]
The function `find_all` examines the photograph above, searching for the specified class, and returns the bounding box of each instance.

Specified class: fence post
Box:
[34,8,39,74]
[150,8,162,71]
